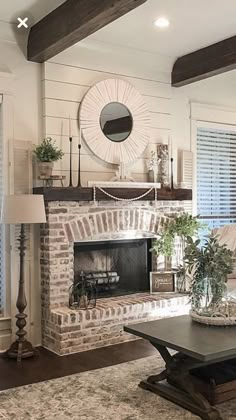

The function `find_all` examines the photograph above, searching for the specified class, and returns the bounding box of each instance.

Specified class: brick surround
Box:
[40,200,186,355]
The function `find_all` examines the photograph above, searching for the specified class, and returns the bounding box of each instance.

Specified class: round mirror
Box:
[100,102,133,142]
[80,79,150,164]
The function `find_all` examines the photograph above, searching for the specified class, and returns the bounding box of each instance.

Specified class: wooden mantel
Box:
[33,187,192,202]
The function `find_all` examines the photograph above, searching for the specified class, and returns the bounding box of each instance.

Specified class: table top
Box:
[124,315,236,362]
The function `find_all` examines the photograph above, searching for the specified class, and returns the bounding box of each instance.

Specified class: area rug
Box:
[0,355,236,420]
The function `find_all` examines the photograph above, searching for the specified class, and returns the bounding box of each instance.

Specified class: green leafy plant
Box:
[184,235,233,311]
[33,137,64,162]
[151,213,202,258]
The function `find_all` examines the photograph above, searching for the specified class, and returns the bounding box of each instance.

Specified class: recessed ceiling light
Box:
[154,17,170,29]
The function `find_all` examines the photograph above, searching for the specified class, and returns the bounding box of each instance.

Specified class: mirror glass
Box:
[100,102,133,142]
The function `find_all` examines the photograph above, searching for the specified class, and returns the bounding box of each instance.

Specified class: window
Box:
[196,124,236,232]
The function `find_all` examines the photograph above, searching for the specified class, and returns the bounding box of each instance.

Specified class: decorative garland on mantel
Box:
[93,186,158,205]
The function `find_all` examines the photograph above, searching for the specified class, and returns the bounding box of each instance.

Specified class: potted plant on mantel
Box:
[150,213,202,291]
[33,137,64,178]
[184,235,235,325]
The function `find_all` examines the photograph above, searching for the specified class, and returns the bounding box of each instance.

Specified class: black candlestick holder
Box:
[170,158,174,190]
[77,143,82,187]
[69,136,73,187]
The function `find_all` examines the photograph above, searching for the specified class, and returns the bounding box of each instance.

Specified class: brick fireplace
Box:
[40,200,189,355]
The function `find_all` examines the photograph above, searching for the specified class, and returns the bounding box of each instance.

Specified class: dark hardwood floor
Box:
[0,339,155,391]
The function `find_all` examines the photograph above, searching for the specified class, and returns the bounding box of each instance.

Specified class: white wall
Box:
[43,39,236,187]
[1,25,236,350]
[172,70,236,155]
[42,40,173,185]
[0,23,42,141]
[0,23,42,349]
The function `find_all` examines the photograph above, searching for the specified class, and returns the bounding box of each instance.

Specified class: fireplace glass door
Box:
[74,239,152,298]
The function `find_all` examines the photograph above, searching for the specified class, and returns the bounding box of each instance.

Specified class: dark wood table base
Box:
[140,341,223,420]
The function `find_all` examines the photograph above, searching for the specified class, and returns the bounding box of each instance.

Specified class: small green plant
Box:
[184,235,233,310]
[151,213,202,258]
[33,137,64,162]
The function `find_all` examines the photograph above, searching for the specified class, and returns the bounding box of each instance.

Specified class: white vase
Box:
[148,170,154,182]
[38,162,54,177]
[148,169,159,183]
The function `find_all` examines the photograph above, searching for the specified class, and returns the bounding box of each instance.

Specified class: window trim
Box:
[192,120,236,217]
[191,103,236,218]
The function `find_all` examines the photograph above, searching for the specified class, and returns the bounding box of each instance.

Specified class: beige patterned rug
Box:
[0,355,235,420]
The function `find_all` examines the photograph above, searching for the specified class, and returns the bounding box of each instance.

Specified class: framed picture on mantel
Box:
[150,271,176,293]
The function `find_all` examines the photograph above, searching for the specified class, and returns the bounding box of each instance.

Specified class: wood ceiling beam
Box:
[27,0,148,63]
[172,35,236,87]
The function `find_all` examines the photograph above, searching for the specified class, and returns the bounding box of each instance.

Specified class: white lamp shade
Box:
[1,195,46,225]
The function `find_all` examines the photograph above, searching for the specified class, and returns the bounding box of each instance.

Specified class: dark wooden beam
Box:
[172,35,236,87]
[33,187,192,202]
[27,0,148,63]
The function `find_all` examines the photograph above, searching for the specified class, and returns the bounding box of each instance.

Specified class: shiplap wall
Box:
[42,46,173,186]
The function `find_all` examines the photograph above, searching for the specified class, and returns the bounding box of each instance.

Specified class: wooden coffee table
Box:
[124,315,236,420]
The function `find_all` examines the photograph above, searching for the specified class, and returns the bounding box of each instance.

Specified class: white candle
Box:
[168,135,171,159]
[168,134,173,159]
[79,126,82,146]
[69,116,72,138]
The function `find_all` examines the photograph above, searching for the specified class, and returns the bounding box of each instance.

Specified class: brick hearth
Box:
[40,200,186,355]
[43,293,189,355]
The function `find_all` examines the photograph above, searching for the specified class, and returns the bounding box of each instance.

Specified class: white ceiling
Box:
[0,0,236,58]
[89,0,236,58]
[0,0,66,25]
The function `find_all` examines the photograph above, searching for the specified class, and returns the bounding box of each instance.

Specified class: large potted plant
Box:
[184,235,234,324]
[33,137,64,177]
[151,213,201,291]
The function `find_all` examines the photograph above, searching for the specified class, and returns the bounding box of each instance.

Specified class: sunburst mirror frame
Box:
[79,79,150,164]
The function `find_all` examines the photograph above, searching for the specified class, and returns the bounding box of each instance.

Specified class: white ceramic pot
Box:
[38,162,54,177]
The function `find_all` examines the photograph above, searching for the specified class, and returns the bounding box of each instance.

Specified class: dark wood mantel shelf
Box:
[33,187,192,202]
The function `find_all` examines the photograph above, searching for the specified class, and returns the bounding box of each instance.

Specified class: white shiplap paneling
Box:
[43,60,172,184]
[43,63,172,98]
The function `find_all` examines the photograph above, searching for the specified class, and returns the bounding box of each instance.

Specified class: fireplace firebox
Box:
[74,239,152,299]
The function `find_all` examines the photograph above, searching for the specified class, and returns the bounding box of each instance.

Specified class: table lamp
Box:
[1,195,46,362]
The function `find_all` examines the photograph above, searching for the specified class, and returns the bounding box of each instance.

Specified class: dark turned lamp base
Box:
[7,224,36,363]
[2,195,46,363]
[6,340,37,362]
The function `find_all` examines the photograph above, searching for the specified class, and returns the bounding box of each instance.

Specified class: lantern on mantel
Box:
[69,271,97,310]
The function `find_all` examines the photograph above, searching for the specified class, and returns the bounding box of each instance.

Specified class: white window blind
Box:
[0,95,3,316]
[180,150,193,214]
[197,125,236,230]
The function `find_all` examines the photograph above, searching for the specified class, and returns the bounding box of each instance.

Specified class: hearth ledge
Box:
[42,294,189,356]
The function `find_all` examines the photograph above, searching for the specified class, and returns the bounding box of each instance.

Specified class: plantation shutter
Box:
[180,150,193,214]
[0,95,3,316]
[9,140,33,194]
[196,126,236,230]
[8,140,33,334]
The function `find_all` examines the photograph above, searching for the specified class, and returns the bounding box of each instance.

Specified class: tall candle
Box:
[69,116,72,138]
[79,125,82,145]
[168,134,173,159]
[168,134,171,159]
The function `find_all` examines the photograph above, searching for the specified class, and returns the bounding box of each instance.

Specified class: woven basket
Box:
[190,310,236,326]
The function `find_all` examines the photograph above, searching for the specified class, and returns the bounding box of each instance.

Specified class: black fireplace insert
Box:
[74,238,152,299]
